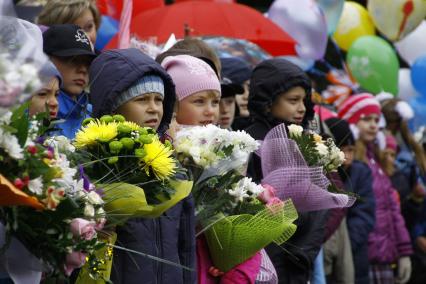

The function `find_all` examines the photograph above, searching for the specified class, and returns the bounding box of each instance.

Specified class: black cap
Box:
[324,117,355,148]
[43,24,96,58]
[221,77,244,98]
[220,57,252,85]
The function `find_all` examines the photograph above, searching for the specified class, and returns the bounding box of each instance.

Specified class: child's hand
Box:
[208,266,224,277]
[416,236,426,252]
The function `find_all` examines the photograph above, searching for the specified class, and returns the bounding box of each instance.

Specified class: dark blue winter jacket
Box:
[89,48,196,284]
[342,160,376,284]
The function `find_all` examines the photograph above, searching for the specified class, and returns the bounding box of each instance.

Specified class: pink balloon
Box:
[268,0,328,60]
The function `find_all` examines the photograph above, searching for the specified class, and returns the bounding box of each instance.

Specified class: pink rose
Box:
[64,251,87,276]
[70,218,97,240]
[258,184,276,204]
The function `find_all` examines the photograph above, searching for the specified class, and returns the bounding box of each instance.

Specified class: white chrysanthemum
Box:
[228,185,250,203]
[28,177,43,195]
[0,129,24,159]
[52,153,77,186]
[235,177,265,198]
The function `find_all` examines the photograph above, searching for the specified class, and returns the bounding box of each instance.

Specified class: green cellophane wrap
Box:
[204,199,298,272]
[101,180,193,224]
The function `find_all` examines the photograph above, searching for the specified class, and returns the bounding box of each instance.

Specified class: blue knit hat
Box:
[112,75,165,111]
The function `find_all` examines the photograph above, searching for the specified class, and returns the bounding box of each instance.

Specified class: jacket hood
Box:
[248,58,314,127]
[89,48,176,134]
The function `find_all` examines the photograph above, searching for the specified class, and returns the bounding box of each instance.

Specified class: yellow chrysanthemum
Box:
[75,120,118,148]
[120,121,141,131]
[142,139,176,180]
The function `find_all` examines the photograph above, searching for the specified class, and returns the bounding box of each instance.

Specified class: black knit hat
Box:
[324,117,355,148]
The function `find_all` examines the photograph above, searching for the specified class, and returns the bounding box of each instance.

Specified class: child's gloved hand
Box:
[396,256,412,284]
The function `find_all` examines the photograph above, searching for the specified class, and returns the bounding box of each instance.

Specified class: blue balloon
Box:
[317,0,344,35]
[95,16,119,50]
[409,96,426,132]
[411,55,426,97]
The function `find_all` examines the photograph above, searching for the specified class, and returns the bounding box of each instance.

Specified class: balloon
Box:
[347,36,399,95]
[94,16,119,50]
[279,56,315,71]
[411,55,426,96]
[316,0,345,34]
[395,20,426,65]
[409,96,426,132]
[367,0,426,41]
[333,1,375,51]
[398,68,419,101]
[268,0,328,60]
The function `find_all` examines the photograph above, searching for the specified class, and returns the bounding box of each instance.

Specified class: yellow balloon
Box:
[333,1,375,51]
[368,0,426,41]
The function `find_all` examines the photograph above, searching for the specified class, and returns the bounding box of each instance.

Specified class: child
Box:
[88,48,195,284]
[220,57,252,130]
[245,58,326,283]
[323,117,376,284]
[42,24,97,138]
[160,54,221,127]
[37,0,100,46]
[218,77,243,129]
[29,61,62,118]
[337,93,413,284]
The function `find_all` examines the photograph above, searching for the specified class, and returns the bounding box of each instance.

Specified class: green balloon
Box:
[347,35,399,96]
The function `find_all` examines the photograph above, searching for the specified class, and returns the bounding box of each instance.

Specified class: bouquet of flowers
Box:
[287,124,345,173]
[73,115,193,224]
[174,125,298,272]
[0,105,106,280]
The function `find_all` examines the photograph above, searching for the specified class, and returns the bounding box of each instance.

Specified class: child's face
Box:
[51,55,91,97]
[73,9,97,46]
[29,77,59,118]
[271,86,306,125]
[341,145,355,168]
[235,80,250,117]
[116,93,164,130]
[383,148,396,166]
[356,114,380,143]
[176,90,220,126]
[219,96,236,129]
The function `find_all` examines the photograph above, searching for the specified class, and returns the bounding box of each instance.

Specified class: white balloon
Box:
[395,21,426,66]
[398,68,419,101]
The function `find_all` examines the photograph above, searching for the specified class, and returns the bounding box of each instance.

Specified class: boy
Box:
[218,77,243,129]
[43,24,96,138]
[89,48,195,284]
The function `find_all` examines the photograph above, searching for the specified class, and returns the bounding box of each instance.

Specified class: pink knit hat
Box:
[337,93,381,124]
[385,134,398,152]
[161,55,221,101]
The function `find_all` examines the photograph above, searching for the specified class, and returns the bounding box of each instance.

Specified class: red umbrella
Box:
[130,1,297,56]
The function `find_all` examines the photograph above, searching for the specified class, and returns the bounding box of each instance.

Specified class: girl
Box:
[88,48,195,284]
[161,54,278,284]
[337,93,413,284]
[245,58,327,284]
[37,0,100,46]
[29,61,61,118]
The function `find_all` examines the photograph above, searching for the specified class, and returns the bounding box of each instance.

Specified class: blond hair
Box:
[36,0,100,29]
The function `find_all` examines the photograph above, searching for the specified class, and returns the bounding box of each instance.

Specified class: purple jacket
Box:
[367,151,413,264]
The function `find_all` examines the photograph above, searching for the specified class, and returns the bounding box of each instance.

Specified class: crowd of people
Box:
[1,1,426,284]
